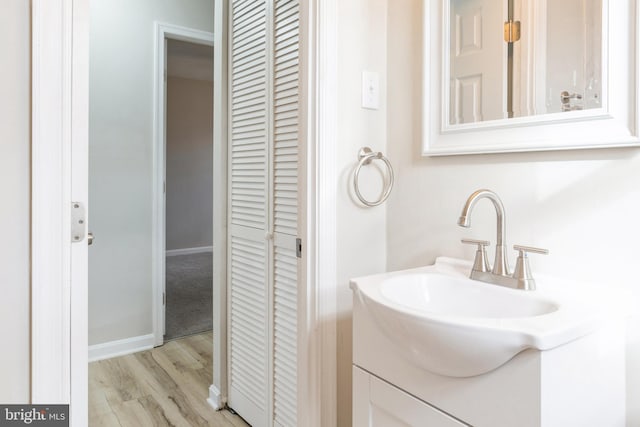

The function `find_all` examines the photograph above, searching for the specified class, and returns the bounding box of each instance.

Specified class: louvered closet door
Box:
[229,0,270,425]
[228,0,300,426]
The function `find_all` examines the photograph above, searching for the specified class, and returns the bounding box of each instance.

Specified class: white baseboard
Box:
[207,384,226,410]
[88,334,155,362]
[166,246,213,257]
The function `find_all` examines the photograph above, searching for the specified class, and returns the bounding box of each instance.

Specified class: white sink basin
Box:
[350,257,610,377]
[380,273,558,318]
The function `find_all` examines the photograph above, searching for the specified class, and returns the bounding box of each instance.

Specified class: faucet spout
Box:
[457,215,470,228]
[458,189,509,276]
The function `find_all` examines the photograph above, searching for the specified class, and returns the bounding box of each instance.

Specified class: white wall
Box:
[89,0,214,345]
[336,1,388,425]
[166,76,214,251]
[0,0,31,403]
[386,0,640,424]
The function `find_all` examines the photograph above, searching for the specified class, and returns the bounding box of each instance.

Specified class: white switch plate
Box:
[362,71,380,110]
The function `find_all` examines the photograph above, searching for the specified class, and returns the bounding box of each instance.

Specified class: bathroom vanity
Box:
[351,258,626,427]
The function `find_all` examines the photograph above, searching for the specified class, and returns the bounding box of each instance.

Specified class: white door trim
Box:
[31,0,72,403]
[306,0,338,423]
[32,0,89,425]
[152,22,215,346]
[298,0,315,422]
[210,0,229,410]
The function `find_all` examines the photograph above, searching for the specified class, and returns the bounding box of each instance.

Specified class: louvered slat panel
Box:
[229,235,267,410]
[273,0,299,238]
[231,0,268,230]
[229,2,269,426]
[273,241,298,427]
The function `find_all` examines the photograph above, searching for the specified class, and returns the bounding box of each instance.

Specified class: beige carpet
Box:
[164,252,213,341]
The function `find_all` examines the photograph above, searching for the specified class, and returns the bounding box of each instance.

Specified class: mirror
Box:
[423,0,640,155]
[448,0,601,124]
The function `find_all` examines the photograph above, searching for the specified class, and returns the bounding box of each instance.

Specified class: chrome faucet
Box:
[458,189,509,276]
[457,189,548,290]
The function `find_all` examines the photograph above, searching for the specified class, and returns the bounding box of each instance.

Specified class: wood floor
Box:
[89,332,249,427]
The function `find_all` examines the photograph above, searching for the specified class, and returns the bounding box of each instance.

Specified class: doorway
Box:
[86,10,227,425]
[164,38,214,341]
[85,0,219,367]
[151,24,216,348]
[32,1,327,425]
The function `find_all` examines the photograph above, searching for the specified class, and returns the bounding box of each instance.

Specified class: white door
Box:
[227,0,301,426]
[449,0,507,124]
[227,1,270,423]
[31,0,89,425]
[545,0,602,113]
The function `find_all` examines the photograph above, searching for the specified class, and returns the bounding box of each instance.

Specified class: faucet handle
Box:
[513,245,549,256]
[461,239,491,273]
[512,245,548,290]
[462,238,490,247]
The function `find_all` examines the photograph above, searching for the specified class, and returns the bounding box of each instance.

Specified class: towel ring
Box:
[353,147,394,207]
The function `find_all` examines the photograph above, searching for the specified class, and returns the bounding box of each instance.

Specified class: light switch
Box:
[362,71,380,110]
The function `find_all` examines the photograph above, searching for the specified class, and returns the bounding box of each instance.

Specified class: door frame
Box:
[305,0,339,423]
[209,0,229,409]
[513,0,547,117]
[151,22,215,347]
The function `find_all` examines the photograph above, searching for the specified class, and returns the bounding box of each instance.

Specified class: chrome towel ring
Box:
[353,147,394,207]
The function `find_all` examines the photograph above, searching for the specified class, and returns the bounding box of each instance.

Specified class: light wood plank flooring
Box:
[89,332,249,427]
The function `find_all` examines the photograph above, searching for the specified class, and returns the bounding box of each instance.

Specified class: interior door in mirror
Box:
[449,0,506,124]
[545,0,602,114]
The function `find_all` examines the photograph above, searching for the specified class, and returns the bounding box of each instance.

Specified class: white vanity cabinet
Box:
[353,366,467,426]
[352,281,627,427]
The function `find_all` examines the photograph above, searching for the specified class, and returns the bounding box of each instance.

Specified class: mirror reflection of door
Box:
[546,0,602,113]
[449,0,506,124]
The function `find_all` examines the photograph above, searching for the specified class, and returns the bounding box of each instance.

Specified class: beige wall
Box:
[0,0,31,402]
[386,0,640,424]
[336,0,389,424]
[89,0,214,345]
[166,76,214,251]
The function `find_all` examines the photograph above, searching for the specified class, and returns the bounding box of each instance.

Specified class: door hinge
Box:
[71,202,86,243]
[503,20,521,43]
[163,292,166,305]
[296,238,302,258]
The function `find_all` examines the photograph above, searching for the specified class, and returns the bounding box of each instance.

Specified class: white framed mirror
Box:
[423,0,640,155]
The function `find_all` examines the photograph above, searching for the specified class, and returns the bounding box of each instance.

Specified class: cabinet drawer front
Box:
[354,366,468,427]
